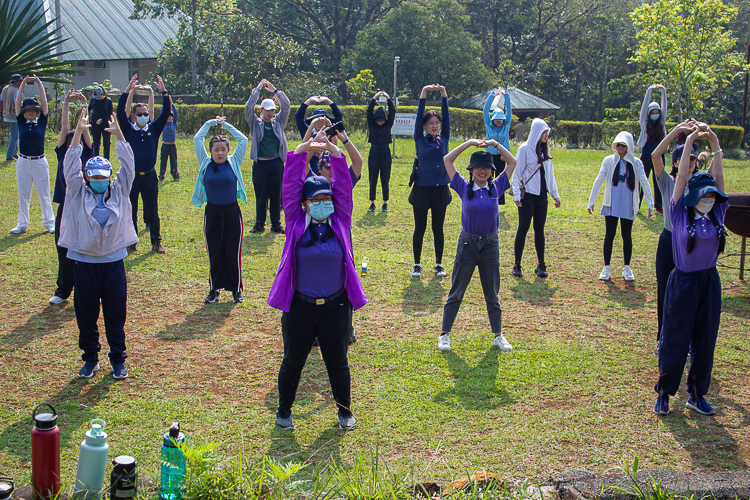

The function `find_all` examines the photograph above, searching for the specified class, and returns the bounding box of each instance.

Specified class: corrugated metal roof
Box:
[456,87,560,111]
[34,0,179,61]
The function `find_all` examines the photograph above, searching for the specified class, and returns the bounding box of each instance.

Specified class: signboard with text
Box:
[391,113,417,136]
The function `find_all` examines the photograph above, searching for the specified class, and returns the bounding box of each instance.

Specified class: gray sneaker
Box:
[275,412,295,430]
[337,413,357,430]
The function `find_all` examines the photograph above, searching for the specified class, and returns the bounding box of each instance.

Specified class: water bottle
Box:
[31,403,60,500]
[361,257,368,276]
[160,422,186,500]
[73,419,109,500]
[110,455,137,500]
[0,477,14,500]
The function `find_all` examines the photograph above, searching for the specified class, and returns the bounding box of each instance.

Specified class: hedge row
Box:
[555,120,744,149]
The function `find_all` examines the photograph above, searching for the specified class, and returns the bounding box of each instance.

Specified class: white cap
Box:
[260,99,277,110]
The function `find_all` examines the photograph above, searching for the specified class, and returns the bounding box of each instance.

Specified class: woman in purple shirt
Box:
[654,124,728,417]
[437,139,516,353]
[268,131,367,432]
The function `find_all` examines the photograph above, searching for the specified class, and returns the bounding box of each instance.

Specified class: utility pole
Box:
[393,56,399,157]
[55,0,62,55]
[742,42,750,148]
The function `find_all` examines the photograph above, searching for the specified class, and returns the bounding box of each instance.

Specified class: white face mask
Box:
[695,197,715,214]
[136,115,149,127]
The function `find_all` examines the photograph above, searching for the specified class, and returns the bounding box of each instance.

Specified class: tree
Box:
[629,0,746,119]
[0,0,71,84]
[346,70,376,105]
[156,12,304,102]
[347,0,494,100]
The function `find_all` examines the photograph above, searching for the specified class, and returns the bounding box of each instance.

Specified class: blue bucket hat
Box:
[682,172,728,207]
[10,74,22,83]
[671,144,698,164]
[490,109,506,121]
[303,175,332,199]
[85,156,112,177]
[304,108,334,125]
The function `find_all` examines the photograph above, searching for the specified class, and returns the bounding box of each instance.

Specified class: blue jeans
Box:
[441,230,502,334]
[5,120,18,159]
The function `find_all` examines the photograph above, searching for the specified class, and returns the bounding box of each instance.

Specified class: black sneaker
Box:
[337,413,357,430]
[126,244,137,254]
[271,225,285,234]
[204,290,220,303]
[535,263,548,278]
[312,337,319,347]
[232,291,243,303]
[411,264,422,277]
[275,411,295,430]
[349,329,357,345]
[512,264,523,278]
[250,224,265,234]
[368,202,376,212]
[381,203,388,213]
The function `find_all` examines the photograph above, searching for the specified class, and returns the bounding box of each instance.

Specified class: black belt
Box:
[19,153,45,160]
[294,288,345,306]
[137,168,155,176]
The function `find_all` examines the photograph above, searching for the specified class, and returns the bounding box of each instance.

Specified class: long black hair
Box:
[612,160,636,191]
[646,113,665,143]
[536,136,552,164]
[466,170,495,201]
[686,206,726,254]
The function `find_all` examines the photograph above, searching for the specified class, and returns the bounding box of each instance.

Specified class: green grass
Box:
[0,131,748,495]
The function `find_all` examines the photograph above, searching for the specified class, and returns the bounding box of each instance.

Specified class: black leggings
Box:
[368,147,391,201]
[413,206,446,265]
[514,200,547,265]
[603,216,633,266]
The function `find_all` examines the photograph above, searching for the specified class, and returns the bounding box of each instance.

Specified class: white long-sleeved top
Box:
[637,86,667,149]
[588,131,654,218]
[511,118,560,201]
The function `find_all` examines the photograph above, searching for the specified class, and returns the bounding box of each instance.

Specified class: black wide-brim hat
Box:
[20,97,42,113]
[304,108,334,124]
[466,150,495,171]
[682,172,728,207]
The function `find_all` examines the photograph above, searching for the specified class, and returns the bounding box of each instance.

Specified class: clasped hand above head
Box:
[295,131,340,156]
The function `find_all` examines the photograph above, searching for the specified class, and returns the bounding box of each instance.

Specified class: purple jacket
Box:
[267,151,368,312]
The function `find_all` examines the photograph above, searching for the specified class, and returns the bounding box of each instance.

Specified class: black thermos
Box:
[0,477,14,500]
[110,455,137,499]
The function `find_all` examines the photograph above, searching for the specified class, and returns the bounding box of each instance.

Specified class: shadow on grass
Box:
[498,211,511,231]
[433,348,514,410]
[124,247,155,271]
[0,304,75,356]
[722,294,749,319]
[401,276,446,316]
[510,277,558,306]
[243,231,278,256]
[267,423,344,466]
[354,211,387,229]
[0,231,46,252]
[659,382,748,470]
[637,212,662,234]
[157,302,234,340]
[604,281,646,309]
[0,376,115,462]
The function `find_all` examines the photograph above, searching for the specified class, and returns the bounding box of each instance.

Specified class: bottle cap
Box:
[112,455,137,474]
[32,404,58,430]
[163,422,185,446]
[85,419,108,445]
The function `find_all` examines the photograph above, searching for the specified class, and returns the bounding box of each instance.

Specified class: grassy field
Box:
[0,130,748,491]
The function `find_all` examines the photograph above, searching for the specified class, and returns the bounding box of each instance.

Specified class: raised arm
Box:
[386,96,395,126]
[491,140,516,178]
[14,76,28,115]
[150,91,171,137]
[482,91,494,128]
[295,98,310,136]
[244,83,262,134]
[500,91,512,137]
[443,139,484,181]
[124,90,134,120]
[706,127,724,192]
[58,91,73,146]
[673,126,704,205]
[65,108,89,187]
[440,86,449,140]
[414,94,426,141]
[652,120,692,178]
[193,118,218,164]
[637,85,657,147]
[337,130,362,179]
[146,86,155,119]
[31,76,48,115]
[105,114,134,194]
[366,96,376,123]
[329,100,343,124]
[223,121,249,165]
[637,159,654,216]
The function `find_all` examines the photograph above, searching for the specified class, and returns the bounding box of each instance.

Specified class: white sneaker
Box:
[493,334,513,351]
[49,295,67,305]
[622,265,635,281]
[411,264,422,277]
[9,225,27,234]
[438,334,451,351]
[598,265,611,281]
[435,264,447,277]
[47,227,55,234]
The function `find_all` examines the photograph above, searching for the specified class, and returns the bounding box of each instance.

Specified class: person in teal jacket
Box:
[483,89,512,205]
[191,117,248,304]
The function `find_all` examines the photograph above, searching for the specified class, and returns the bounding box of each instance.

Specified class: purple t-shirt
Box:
[295,222,345,298]
[671,194,729,272]
[450,172,510,236]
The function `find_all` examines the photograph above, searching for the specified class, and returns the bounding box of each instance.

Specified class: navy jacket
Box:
[116,93,170,172]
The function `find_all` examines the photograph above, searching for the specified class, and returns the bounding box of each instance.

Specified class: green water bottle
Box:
[160,422,186,500]
[73,419,108,500]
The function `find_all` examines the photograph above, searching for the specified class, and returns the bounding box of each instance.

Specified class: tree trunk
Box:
[191,0,197,92]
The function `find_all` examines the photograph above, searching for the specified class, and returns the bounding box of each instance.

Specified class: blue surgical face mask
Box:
[136,115,149,127]
[89,179,110,193]
[649,113,660,121]
[307,200,334,221]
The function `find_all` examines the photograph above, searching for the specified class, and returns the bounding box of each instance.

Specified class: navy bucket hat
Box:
[304,108,334,125]
[682,172,728,207]
[671,144,697,164]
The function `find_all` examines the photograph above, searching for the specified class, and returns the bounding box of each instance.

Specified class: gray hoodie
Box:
[244,88,291,161]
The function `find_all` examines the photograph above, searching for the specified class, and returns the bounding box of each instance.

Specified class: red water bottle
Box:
[31,404,60,500]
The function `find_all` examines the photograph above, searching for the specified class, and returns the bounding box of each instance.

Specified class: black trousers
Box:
[204,202,243,292]
[603,216,634,266]
[54,203,75,299]
[278,294,352,417]
[368,146,392,201]
[91,123,111,159]
[491,154,506,205]
[74,260,128,364]
[655,267,721,398]
[159,144,178,179]
[252,158,283,228]
[413,206,447,265]
[655,229,675,341]
[130,170,161,243]
[640,147,662,210]
[514,195,547,266]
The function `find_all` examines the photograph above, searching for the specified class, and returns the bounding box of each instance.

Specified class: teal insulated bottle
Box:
[73,419,109,500]
[159,422,186,500]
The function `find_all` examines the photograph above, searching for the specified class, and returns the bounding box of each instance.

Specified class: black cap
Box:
[20,98,42,114]
[373,107,386,121]
[466,151,495,171]
[682,172,728,207]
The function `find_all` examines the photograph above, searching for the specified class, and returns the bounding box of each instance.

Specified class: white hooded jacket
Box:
[511,118,560,202]
[588,131,654,218]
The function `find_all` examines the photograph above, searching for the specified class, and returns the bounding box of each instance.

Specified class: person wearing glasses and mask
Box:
[588,132,653,281]
[116,74,171,254]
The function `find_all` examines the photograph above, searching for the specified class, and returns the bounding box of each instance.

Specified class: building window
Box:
[93,61,106,69]
[74,61,86,77]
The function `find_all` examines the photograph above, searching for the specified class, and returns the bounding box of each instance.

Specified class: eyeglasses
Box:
[136,112,149,117]
[615,143,627,148]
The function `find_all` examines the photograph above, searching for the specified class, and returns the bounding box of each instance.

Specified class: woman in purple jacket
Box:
[268,130,367,432]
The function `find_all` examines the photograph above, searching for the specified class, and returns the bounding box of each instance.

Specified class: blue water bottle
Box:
[73,419,109,500]
[160,422,186,500]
